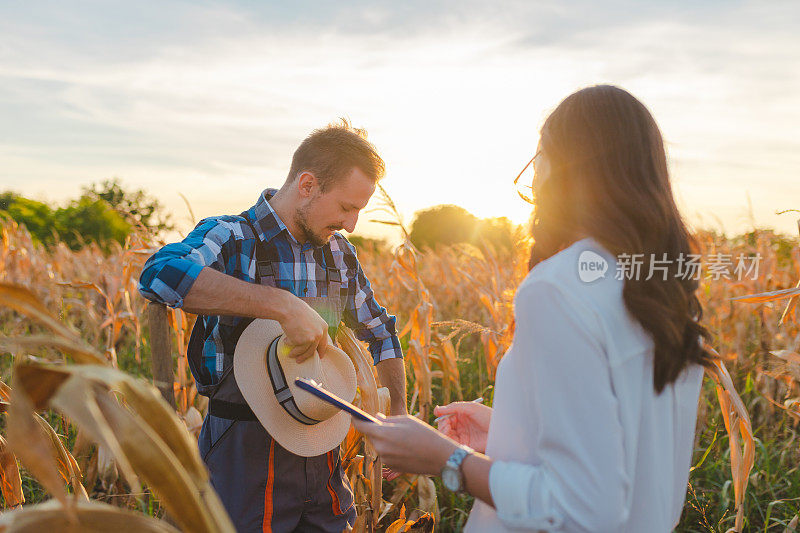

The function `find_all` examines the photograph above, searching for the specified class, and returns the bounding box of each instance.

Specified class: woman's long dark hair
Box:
[529,85,715,393]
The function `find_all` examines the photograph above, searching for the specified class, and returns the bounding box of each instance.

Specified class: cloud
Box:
[0,0,798,238]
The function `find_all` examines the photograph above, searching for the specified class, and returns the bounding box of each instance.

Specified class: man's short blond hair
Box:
[288,119,385,191]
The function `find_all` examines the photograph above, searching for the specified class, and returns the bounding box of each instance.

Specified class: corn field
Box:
[0,201,798,532]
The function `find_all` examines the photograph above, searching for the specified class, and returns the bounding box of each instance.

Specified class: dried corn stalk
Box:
[338,326,382,531]
[338,325,440,532]
[704,346,755,533]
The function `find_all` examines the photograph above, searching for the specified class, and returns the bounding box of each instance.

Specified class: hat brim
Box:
[234,318,356,457]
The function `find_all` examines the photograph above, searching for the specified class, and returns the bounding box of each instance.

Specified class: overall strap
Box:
[241,210,273,286]
[203,211,271,418]
[321,245,343,297]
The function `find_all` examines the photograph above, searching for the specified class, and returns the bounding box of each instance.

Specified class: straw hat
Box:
[234,318,357,457]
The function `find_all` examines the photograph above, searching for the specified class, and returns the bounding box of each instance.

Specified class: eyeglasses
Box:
[513,150,540,205]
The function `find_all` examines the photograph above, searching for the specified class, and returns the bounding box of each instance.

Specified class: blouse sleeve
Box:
[488,279,631,532]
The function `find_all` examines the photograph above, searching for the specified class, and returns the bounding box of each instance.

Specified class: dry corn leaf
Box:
[99,369,208,485]
[95,443,118,491]
[91,391,230,533]
[20,364,208,486]
[786,512,799,533]
[771,350,800,365]
[71,427,93,465]
[0,283,90,348]
[338,326,379,416]
[0,380,10,403]
[779,281,800,325]
[5,387,71,514]
[347,511,367,533]
[13,364,138,492]
[438,338,463,400]
[0,435,24,509]
[730,287,800,303]
[384,505,435,532]
[0,498,181,532]
[377,387,391,415]
[415,476,439,522]
[0,336,106,365]
[14,365,70,410]
[345,453,364,482]
[385,517,410,533]
[33,414,87,500]
[338,326,384,530]
[405,513,435,532]
[13,362,232,533]
[384,476,415,520]
[49,376,140,492]
[341,426,363,467]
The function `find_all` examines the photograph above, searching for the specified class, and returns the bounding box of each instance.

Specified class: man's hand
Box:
[182,268,330,362]
[278,296,330,362]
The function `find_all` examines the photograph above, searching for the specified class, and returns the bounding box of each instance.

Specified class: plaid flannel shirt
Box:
[138,188,402,382]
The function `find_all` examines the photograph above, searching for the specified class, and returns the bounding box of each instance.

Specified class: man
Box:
[138,120,407,532]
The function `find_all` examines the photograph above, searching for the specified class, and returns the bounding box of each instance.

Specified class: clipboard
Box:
[294,377,382,424]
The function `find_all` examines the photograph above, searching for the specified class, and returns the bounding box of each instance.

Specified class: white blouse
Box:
[464,237,704,533]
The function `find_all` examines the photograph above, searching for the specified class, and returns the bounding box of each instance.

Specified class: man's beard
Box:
[296,203,330,247]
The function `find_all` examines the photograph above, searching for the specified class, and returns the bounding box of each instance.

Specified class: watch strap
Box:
[446,445,473,469]
[444,445,474,493]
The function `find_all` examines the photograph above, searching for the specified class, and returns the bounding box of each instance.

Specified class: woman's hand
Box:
[433,402,493,453]
[352,415,458,476]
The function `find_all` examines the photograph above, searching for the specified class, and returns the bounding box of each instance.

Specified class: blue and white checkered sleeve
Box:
[138,217,236,308]
[341,245,403,366]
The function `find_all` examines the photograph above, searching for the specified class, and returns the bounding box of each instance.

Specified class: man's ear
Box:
[296,171,318,199]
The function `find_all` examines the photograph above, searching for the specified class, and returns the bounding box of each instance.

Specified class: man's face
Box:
[295,167,376,246]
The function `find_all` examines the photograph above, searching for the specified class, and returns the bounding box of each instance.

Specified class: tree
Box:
[0,194,57,244]
[0,182,144,251]
[475,216,516,252]
[83,178,173,235]
[0,191,18,211]
[347,235,388,253]
[409,205,478,249]
[54,197,131,251]
[409,205,517,251]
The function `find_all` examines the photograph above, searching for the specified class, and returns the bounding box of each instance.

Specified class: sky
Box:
[1,0,799,242]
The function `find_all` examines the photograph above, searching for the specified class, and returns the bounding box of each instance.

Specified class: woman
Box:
[353,85,715,532]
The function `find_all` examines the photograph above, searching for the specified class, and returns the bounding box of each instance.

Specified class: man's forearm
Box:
[376,357,407,415]
[182,266,292,321]
[182,267,331,362]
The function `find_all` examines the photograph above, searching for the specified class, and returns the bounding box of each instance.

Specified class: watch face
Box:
[442,466,460,492]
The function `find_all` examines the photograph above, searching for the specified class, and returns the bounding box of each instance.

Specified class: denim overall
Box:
[192,216,356,533]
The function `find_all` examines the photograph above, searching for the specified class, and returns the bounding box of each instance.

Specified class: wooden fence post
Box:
[147,302,176,409]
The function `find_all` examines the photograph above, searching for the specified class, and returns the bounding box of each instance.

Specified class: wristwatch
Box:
[441,445,473,493]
